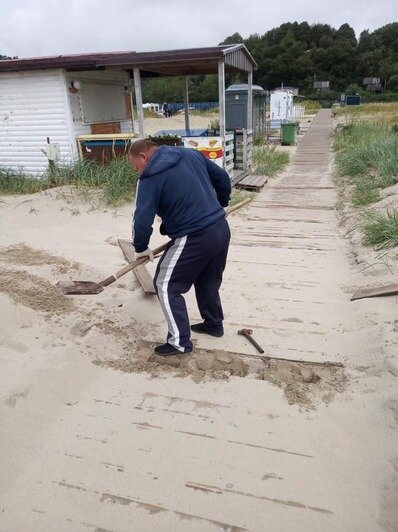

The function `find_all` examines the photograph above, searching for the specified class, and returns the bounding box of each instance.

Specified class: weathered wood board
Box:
[236,175,268,192]
[351,283,398,301]
[118,239,156,295]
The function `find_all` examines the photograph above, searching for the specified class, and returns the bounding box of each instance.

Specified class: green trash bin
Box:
[281,122,296,146]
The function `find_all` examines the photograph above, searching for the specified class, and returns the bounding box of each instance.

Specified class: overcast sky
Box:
[0,0,396,58]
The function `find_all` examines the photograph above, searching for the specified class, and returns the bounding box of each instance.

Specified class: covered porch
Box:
[99,44,256,177]
[74,45,257,177]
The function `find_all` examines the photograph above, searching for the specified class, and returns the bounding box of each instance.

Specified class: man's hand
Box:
[134,248,154,262]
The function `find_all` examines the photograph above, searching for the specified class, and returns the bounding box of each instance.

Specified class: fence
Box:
[167,102,219,112]
[234,129,253,171]
[224,133,234,175]
[292,105,305,118]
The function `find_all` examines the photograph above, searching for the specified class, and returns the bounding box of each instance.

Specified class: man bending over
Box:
[129,139,231,356]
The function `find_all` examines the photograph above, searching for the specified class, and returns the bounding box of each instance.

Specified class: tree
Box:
[220,32,244,45]
[142,22,398,103]
[387,75,398,90]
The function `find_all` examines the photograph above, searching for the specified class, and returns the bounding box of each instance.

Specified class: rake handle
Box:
[100,197,252,288]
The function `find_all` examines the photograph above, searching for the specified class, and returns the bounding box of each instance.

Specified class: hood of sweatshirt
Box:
[141,146,182,178]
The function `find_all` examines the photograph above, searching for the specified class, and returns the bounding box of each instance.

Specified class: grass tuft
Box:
[0,167,49,195]
[362,210,398,249]
[229,190,254,207]
[253,146,290,177]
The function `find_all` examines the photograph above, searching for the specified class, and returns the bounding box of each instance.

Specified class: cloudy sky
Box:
[0,0,396,58]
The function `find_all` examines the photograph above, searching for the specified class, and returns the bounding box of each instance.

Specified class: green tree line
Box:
[141,22,398,102]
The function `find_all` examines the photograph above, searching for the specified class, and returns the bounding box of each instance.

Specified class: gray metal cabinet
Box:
[225,84,265,138]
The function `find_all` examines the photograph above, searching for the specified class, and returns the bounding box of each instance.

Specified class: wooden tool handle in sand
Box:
[100,244,168,287]
[100,197,252,288]
[226,197,252,215]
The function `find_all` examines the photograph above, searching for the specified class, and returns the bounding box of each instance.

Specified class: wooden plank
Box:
[238,174,268,186]
[260,355,344,368]
[218,60,226,139]
[247,71,253,131]
[269,186,334,190]
[351,284,398,301]
[236,175,268,191]
[133,67,144,138]
[118,239,156,295]
[231,170,249,186]
[183,76,190,133]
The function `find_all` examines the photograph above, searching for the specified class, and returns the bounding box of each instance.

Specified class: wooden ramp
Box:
[118,239,156,295]
[235,174,268,192]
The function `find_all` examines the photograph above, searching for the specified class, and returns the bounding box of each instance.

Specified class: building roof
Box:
[0,45,256,76]
[226,83,265,93]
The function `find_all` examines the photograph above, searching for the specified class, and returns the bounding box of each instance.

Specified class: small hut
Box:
[0,45,257,176]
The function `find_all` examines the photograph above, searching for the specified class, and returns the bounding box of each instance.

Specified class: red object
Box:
[202,148,223,160]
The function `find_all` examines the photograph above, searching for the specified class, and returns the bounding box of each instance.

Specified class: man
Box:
[129,139,231,356]
[163,102,170,117]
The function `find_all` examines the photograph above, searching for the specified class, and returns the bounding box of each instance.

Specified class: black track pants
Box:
[154,217,231,351]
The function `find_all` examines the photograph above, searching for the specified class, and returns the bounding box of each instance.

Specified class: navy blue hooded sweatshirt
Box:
[132,146,231,252]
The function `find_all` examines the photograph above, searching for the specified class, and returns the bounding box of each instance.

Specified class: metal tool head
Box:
[56,280,104,295]
[238,328,253,336]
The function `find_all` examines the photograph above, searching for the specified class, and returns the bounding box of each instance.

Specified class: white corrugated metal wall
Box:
[0,69,75,175]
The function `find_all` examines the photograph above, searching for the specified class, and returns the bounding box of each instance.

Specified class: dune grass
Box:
[363,211,398,249]
[0,167,50,195]
[2,144,288,208]
[56,158,138,206]
[0,157,138,206]
[229,189,254,207]
[334,111,398,249]
[301,100,322,114]
[334,123,398,206]
[336,102,398,124]
[253,146,290,176]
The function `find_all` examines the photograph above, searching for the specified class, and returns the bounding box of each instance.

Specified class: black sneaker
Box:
[154,343,192,356]
[191,323,224,338]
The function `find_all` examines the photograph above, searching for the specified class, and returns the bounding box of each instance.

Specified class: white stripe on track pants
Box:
[154,217,230,351]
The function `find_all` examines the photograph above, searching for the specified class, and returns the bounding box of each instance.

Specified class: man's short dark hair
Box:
[129,139,157,157]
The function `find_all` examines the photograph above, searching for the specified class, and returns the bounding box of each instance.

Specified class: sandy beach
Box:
[1,110,397,531]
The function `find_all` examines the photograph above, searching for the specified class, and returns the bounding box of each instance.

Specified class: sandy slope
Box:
[143,113,216,136]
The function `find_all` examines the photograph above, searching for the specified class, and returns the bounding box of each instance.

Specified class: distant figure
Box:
[163,102,170,117]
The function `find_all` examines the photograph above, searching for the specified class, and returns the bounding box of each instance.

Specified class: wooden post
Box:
[247,70,253,131]
[218,60,226,138]
[133,68,144,138]
[128,78,135,135]
[183,76,190,134]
